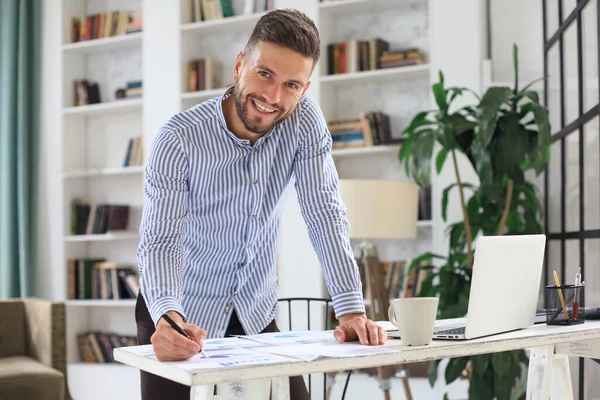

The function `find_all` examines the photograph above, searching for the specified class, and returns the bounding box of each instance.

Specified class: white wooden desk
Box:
[114,321,600,400]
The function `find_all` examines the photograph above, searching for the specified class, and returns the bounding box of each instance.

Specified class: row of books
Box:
[67,258,139,300]
[73,79,142,107]
[77,331,137,363]
[327,37,425,74]
[70,200,130,236]
[327,111,392,149]
[123,136,144,167]
[69,10,142,43]
[188,0,274,23]
[186,58,224,92]
[356,259,432,301]
[73,80,100,106]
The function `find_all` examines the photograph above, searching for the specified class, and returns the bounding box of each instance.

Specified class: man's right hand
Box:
[150,312,207,361]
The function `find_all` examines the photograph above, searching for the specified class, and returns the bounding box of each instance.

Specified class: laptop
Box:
[391,234,547,341]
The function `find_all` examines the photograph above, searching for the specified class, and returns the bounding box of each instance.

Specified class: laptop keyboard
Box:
[434,326,466,335]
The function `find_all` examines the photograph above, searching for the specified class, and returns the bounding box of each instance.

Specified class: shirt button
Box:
[251,215,255,220]
[233,294,237,299]
[253,147,258,153]
[247,243,251,248]
[252,178,257,184]
[224,309,229,314]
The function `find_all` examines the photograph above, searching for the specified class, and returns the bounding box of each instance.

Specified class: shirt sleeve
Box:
[292,100,366,319]
[137,127,189,326]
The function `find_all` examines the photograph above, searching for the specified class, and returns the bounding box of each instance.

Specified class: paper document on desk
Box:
[259,339,400,362]
[163,348,294,371]
[236,330,335,346]
[203,336,268,351]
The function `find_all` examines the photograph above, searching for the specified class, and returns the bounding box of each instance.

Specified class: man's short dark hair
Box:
[244,8,321,66]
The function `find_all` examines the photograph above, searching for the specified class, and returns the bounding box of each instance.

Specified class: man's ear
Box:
[302,80,312,96]
[233,52,244,81]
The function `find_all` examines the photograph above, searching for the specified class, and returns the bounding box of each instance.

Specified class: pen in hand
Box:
[161,313,210,359]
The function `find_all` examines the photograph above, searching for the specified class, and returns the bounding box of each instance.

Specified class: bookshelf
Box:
[56,0,145,398]
[315,0,434,263]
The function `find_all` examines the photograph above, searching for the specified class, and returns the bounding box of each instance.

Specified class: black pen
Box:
[161,313,209,358]
[162,313,192,339]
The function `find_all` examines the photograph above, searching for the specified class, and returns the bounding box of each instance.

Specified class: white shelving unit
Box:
[57,1,145,399]
[315,0,434,263]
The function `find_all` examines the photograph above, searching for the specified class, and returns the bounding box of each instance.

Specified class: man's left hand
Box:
[333,313,387,346]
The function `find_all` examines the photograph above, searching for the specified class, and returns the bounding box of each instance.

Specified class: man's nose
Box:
[263,82,281,106]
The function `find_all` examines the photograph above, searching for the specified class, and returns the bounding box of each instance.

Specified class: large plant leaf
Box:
[476,86,513,148]
[428,359,442,387]
[445,356,469,384]
[513,43,519,93]
[471,138,501,201]
[531,102,551,148]
[469,368,496,400]
[450,112,478,136]
[495,112,530,184]
[417,272,436,297]
[436,148,449,174]
[410,131,436,187]
[432,71,448,111]
[493,371,514,400]
[403,110,435,136]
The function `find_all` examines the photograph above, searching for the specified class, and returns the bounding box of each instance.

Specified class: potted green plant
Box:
[398,44,551,400]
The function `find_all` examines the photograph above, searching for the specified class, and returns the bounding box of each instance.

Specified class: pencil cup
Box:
[388,297,438,346]
[545,284,585,325]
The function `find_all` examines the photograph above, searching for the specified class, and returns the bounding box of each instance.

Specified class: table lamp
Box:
[339,179,420,241]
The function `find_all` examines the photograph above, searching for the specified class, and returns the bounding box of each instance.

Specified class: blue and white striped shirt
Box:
[137,87,365,338]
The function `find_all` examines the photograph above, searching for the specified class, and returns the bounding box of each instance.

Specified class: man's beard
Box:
[233,83,284,136]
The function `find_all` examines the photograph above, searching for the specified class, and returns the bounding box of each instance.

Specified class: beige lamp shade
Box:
[339,179,420,239]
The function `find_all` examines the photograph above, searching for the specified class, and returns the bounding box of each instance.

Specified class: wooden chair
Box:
[277,297,353,399]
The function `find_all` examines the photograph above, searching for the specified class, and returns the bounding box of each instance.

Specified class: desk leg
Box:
[191,385,215,400]
[526,345,554,400]
[270,376,290,400]
[549,354,574,400]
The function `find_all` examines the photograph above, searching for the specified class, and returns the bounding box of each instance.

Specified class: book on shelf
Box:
[327,111,392,149]
[326,38,425,75]
[187,0,274,23]
[124,80,143,98]
[123,135,144,167]
[77,331,137,363]
[73,80,101,106]
[68,10,142,43]
[187,58,223,92]
[67,259,139,300]
[70,200,131,235]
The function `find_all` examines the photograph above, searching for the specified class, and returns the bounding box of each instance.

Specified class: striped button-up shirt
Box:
[137,87,365,338]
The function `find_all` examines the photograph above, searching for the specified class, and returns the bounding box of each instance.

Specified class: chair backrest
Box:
[0,300,26,358]
[276,297,335,400]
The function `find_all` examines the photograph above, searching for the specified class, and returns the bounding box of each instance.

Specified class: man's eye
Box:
[287,83,298,90]
[259,71,270,78]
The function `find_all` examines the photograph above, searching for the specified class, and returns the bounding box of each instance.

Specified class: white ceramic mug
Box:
[388,297,439,346]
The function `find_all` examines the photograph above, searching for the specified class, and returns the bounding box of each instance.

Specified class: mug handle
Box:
[388,304,398,327]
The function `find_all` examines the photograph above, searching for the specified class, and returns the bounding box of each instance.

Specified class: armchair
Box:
[0,298,70,400]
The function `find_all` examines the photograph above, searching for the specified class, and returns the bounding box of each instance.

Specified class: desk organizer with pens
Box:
[545,284,585,325]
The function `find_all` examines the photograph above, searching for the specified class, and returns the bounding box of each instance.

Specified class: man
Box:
[135,8,387,400]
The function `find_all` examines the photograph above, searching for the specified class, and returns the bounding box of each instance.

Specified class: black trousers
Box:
[135,293,309,400]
